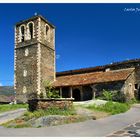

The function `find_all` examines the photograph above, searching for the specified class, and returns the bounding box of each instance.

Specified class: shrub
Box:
[127,98,137,105]
[43,80,60,98]
[112,91,126,103]
[102,90,113,101]
[102,90,128,103]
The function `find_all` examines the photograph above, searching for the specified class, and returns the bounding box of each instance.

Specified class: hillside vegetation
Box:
[0,86,14,95]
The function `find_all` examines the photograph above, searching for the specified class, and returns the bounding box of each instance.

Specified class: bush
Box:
[102,90,113,101]
[43,80,60,98]
[127,98,137,104]
[112,91,126,103]
[101,90,129,103]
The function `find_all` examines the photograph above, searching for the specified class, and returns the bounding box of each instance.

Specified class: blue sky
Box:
[1,3,140,86]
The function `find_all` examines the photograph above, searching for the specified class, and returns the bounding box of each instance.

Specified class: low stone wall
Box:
[28,98,74,112]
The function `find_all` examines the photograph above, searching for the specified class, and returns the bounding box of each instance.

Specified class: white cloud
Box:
[0,83,2,86]
[56,54,61,59]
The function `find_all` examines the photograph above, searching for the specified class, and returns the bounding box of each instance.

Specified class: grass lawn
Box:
[86,101,134,115]
[0,104,28,113]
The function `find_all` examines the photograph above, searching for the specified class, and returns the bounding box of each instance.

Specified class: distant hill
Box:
[0,86,14,95]
[0,86,15,103]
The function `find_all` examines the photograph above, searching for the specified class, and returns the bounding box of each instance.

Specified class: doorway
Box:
[73,88,81,101]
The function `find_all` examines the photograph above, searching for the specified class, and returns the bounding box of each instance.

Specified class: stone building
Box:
[53,60,140,101]
[14,15,55,102]
[14,15,140,102]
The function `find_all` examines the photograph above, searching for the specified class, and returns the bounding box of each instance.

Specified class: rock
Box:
[33,115,68,127]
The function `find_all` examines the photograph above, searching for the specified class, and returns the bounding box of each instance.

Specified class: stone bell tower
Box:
[14,15,56,103]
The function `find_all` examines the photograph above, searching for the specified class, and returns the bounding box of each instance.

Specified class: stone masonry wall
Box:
[92,81,124,98]
[28,99,73,112]
[40,44,55,94]
[15,18,38,48]
[15,45,38,103]
[109,62,140,71]
[124,71,136,100]
[15,17,40,103]
[135,67,140,83]
[39,19,55,50]
[39,19,55,94]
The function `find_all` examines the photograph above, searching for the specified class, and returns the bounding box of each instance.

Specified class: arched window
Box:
[20,25,25,42]
[27,22,34,40]
[29,22,33,39]
[45,24,50,42]
[46,25,49,36]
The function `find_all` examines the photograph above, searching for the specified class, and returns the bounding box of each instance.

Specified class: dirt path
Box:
[0,108,26,125]
[75,106,109,119]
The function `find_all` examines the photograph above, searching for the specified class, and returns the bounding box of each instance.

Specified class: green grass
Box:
[86,101,131,115]
[23,107,76,120]
[3,107,76,128]
[0,104,28,113]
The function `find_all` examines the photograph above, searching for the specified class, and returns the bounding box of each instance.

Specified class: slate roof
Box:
[53,68,134,87]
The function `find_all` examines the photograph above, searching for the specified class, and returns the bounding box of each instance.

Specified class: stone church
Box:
[14,15,140,103]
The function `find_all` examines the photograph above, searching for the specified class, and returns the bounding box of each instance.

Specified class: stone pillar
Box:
[70,87,73,98]
[91,85,96,100]
[93,91,96,100]
[60,87,62,98]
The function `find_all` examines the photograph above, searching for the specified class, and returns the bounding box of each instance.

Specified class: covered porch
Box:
[53,68,134,101]
[56,85,96,101]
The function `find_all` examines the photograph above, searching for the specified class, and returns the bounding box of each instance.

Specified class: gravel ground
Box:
[73,99,107,107]
[75,106,109,119]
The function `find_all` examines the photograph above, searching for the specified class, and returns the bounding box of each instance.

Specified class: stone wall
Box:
[92,81,124,98]
[124,71,136,100]
[135,67,140,83]
[15,17,38,47]
[39,19,55,50]
[91,71,136,101]
[28,98,73,111]
[15,45,38,103]
[109,62,140,71]
[40,44,55,94]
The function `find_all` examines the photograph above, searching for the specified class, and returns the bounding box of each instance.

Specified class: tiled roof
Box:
[53,68,134,87]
